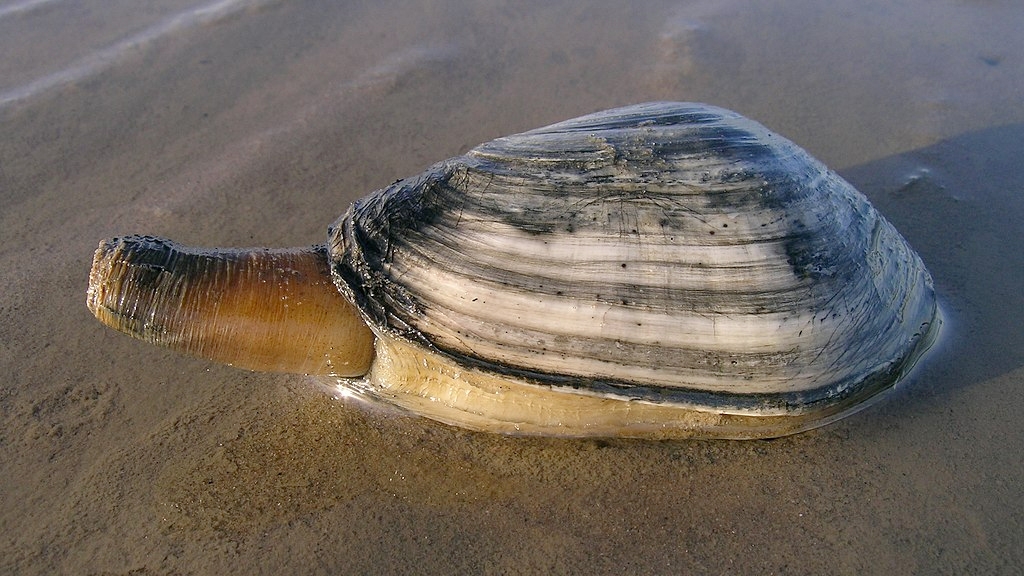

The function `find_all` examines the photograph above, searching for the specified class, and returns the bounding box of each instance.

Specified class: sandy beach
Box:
[2,0,1023,573]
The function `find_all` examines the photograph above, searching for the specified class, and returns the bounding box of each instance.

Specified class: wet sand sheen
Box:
[1,0,1023,573]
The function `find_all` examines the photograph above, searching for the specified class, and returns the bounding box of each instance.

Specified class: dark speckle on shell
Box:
[330,102,939,417]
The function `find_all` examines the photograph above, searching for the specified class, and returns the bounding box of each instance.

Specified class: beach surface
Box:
[2,0,1023,573]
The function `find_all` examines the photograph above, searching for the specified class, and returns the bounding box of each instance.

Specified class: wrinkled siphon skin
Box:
[88,237,374,376]
[87,102,941,439]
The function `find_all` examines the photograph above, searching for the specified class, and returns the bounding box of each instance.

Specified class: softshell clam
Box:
[87,102,941,439]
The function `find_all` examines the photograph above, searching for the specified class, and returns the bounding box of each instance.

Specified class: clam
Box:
[87,102,941,439]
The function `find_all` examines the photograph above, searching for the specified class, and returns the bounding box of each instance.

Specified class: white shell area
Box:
[331,102,940,419]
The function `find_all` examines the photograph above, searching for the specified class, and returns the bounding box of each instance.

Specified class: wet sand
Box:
[2,0,1023,573]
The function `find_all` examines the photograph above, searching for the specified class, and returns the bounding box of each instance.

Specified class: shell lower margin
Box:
[346,312,940,439]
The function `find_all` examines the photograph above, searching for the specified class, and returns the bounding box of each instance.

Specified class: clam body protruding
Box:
[88,102,941,439]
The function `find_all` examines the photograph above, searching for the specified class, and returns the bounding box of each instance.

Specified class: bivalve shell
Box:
[330,102,940,438]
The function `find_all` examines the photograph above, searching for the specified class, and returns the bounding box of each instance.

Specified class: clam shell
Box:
[329,102,939,431]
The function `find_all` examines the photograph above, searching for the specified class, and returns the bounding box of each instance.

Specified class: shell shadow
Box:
[838,122,1024,394]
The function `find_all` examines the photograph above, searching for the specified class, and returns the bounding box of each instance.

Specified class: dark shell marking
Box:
[330,102,939,420]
